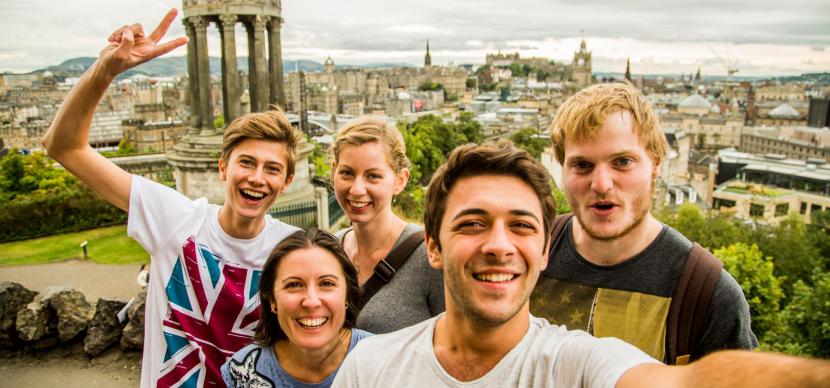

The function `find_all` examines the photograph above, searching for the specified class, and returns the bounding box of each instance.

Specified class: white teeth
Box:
[475,273,515,282]
[242,189,264,198]
[349,201,369,208]
[297,317,327,328]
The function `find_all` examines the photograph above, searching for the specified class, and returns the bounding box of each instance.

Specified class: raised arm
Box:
[41,9,187,211]
[617,350,830,388]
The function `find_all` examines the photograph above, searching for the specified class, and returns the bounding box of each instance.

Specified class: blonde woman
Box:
[332,117,444,333]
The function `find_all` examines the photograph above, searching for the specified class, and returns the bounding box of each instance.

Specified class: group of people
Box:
[42,9,828,388]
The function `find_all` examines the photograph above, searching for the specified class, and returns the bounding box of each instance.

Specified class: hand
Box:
[98,8,188,78]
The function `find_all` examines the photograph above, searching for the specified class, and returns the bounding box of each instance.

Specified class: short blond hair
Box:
[221,108,302,178]
[550,83,668,165]
[333,116,410,172]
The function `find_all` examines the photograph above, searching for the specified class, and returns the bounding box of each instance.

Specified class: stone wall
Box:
[0,282,145,357]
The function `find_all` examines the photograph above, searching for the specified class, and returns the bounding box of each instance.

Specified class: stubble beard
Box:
[569,179,654,242]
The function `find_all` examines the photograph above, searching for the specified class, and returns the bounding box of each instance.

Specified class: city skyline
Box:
[1,0,828,77]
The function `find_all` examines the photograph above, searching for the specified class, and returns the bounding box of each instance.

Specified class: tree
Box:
[510,127,547,159]
[750,214,824,295]
[213,114,225,129]
[309,143,332,179]
[552,184,571,215]
[714,243,784,340]
[658,203,750,251]
[764,270,830,358]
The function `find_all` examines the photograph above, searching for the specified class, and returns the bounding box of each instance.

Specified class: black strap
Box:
[666,243,723,365]
[355,230,425,310]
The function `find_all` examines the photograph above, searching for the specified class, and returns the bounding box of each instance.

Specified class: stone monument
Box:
[168,0,314,206]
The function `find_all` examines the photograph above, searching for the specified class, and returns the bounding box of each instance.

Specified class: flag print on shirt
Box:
[158,236,262,387]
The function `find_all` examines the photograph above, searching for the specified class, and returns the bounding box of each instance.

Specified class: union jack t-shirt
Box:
[128,176,298,387]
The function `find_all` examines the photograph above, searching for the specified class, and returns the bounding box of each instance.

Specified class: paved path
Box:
[0,259,144,301]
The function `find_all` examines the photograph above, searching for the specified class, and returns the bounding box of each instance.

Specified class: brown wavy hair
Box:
[253,228,361,346]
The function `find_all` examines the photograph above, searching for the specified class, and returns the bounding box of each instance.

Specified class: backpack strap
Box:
[541,213,573,276]
[355,230,425,310]
[666,242,723,365]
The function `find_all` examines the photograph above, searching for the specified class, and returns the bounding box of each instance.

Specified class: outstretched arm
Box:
[41,9,187,211]
[617,350,830,388]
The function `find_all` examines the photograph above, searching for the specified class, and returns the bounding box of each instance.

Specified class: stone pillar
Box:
[268,17,286,109]
[192,16,214,136]
[219,14,240,127]
[247,15,270,112]
[184,20,200,134]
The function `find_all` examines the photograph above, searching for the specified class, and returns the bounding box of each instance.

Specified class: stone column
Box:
[247,15,270,112]
[268,17,286,109]
[219,14,240,127]
[184,19,201,134]
[192,16,214,136]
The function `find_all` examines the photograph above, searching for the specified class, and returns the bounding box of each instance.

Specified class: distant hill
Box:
[38,56,415,78]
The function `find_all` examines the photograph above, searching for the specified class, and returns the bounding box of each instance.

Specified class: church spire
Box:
[424,39,432,67]
[624,57,632,82]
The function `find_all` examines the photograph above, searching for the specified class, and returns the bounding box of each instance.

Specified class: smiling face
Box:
[333,141,408,225]
[219,138,293,227]
[272,246,348,351]
[562,110,658,241]
[427,174,549,327]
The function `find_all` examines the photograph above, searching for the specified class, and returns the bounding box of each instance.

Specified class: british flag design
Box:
[157,236,262,387]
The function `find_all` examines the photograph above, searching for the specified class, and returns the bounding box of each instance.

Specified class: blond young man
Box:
[532,83,756,363]
[42,10,300,386]
[333,142,829,388]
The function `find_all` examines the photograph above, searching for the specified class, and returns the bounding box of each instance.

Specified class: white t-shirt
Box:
[128,175,298,387]
[333,313,659,388]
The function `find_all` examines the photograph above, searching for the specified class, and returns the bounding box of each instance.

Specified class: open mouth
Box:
[348,200,370,209]
[296,317,328,328]
[240,189,266,201]
[473,273,518,283]
[591,202,615,210]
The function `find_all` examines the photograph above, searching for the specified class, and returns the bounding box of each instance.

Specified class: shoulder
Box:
[222,343,278,388]
[349,317,434,358]
[351,328,374,344]
[334,226,353,242]
[264,216,301,236]
[226,343,270,364]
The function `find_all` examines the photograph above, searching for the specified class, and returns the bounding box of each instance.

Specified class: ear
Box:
[281,174,294,194]
[652,158,662,179]
[394,168,411,195]
[218,158,228,181]
[540,233,551,271]
[425,233,443,270]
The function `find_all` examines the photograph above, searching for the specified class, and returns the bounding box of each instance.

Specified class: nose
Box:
[247,166,266,186]
[349,177,367,196]
[590,165,613,194]
[301,287,322,308]
[481,222,517,259]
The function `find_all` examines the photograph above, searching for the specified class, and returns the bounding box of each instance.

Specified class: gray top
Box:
[336,224,445,334]
[533,221,758,361]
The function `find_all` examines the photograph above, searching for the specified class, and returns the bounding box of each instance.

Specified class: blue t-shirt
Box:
[221,329,372,388]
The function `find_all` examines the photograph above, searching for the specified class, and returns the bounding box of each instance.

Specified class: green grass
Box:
[0,225,150,266]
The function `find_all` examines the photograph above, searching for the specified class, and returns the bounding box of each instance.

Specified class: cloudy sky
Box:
[1,0,828,76]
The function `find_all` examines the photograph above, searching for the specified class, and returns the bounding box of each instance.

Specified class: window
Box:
[801,202,808,214]
[750,203,765,218]
[775,203,789,217]
[812,204,822,214]
[714,198,736,210]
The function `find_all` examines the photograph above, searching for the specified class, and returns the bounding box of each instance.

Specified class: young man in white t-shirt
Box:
[333,142,830,388]
[42,9,300,387]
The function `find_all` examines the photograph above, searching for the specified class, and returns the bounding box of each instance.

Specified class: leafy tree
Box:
[714,243,784,339]
[764,270,830,357]
[309,143,332,179]
[750,214,824,295]
[0,151,27,195]
[509,127,547,159]
[116,138,136,155]
[658,203,749,250]
[213,114,225,129]
[552,184,571,215]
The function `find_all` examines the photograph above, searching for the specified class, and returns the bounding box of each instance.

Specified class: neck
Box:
[433,304,530,382]
[351,212,406,259]
[274,329,351,383]
[572,213,663,266]
[218,206,264,239]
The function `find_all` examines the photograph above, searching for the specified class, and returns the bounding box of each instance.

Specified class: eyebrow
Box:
[566,150,638,162]
[451,208,541,224]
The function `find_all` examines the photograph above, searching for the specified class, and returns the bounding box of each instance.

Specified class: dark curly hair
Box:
[253,228,361,346]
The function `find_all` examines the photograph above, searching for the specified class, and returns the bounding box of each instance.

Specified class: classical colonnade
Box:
[183,14,286,135]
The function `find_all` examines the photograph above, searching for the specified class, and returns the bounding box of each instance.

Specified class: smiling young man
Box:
[42,10,299,387]
[332,142,830,388]
[531,83,756,364]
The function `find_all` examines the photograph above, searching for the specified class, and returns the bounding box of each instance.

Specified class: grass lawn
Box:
[0,225,149,266]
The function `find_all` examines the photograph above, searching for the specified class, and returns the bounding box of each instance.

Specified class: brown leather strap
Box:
[355,230,425,310]
[666,243,723,365]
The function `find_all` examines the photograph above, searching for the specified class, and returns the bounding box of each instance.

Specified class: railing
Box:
[328,191,344,226]
[269,201,317,228]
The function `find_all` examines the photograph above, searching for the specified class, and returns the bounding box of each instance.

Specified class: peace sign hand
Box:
[98,8,188,78]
